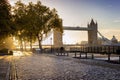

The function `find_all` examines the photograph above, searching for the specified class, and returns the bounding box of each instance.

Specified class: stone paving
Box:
[0,56,11,80]
[13,53,120,80]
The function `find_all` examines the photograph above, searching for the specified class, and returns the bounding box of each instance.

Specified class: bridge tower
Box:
[88,19,98,45]
[53,29,63,48]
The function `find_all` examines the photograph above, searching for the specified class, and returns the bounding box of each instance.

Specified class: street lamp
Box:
[50,38,52,53]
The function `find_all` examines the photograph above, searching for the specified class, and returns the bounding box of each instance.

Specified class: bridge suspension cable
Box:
[42,30,53,41]
[97,31,112,45]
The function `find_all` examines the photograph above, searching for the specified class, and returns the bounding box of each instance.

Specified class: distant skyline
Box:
[10,0,120,44]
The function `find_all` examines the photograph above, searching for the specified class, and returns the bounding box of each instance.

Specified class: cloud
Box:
[113,20,120,23]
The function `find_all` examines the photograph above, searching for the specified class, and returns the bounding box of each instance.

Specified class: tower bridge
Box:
[53,19,98,48]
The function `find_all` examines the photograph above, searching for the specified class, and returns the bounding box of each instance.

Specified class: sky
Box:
[9,0,120,44]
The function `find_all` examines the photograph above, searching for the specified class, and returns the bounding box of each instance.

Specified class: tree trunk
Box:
[20,39,23,51]
[30,39,32,51]
[29,35,33,51]
[24,41,26,51]
[29,39,32,50]
[37,35,42,53]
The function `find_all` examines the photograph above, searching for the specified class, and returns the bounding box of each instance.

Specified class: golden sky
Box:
[9,0,120,44]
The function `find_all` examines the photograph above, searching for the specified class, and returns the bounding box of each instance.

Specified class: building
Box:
[111,35,118,43]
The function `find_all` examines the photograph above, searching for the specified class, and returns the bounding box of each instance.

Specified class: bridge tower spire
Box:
[88,19,98,45]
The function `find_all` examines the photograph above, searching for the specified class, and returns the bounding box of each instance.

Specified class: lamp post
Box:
[50,38,52,53]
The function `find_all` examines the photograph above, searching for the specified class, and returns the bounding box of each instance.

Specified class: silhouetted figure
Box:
[60,47,65,55]
[60,47,64,51]
[9,51,13,55]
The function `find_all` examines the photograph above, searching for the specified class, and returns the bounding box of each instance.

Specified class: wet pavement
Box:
[12,52,120,80]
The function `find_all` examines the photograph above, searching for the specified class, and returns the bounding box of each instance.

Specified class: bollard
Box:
[91,54,94,59]
[75,52,76,58]
[79,53,81,58]
[85,53,87,59]
[119,56,120,63]
[108,53,111,61]
[63,52,65,56]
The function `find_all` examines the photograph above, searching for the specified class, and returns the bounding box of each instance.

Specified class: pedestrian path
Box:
[0,56,11,80]
[14,54,120,80]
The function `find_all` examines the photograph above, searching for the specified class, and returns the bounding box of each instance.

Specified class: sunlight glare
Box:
[13,51,23,56]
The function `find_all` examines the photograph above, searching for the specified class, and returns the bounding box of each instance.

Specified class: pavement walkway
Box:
[0,56,11,80]
[12,52,120,80]
[1,51,120,80]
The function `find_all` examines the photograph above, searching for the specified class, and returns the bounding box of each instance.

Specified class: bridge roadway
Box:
[63,26,92,31]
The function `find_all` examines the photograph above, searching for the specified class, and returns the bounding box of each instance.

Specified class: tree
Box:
[27,1,63,51]
[0,0,12,40]
[12,1,28,50]
[12,1,63,51]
